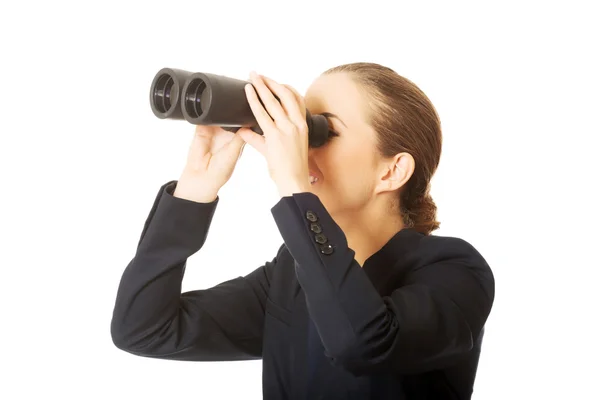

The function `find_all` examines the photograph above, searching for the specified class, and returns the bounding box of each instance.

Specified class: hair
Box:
[323,62,442,235]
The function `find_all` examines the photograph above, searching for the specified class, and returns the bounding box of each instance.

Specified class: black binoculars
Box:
[149,68,331,148]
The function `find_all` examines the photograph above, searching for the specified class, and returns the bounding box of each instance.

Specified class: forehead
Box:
[304,73,370,126]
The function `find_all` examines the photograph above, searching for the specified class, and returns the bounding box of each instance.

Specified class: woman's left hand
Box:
[237,71,311,198]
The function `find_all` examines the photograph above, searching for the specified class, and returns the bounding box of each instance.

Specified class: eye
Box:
[328,129,339,138]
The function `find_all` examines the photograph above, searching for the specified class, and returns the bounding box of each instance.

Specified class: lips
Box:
[309,169,321,185]
[308,158,322,184]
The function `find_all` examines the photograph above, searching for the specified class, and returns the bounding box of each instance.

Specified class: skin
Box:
[303,73,416,266]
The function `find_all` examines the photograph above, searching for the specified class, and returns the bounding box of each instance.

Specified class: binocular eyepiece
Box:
[149,68,331,148]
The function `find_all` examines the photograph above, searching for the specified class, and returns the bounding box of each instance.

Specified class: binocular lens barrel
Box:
[149,68,330,147]
[184,78,208,120]
[153,74,174,114]
[150,68,194,120]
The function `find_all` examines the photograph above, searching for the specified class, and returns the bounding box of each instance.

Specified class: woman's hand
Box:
[237,72,311,197]
[174,125,246,203]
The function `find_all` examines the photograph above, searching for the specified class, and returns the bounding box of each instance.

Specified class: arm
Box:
[110,180,280,361]
[270,191,495,375]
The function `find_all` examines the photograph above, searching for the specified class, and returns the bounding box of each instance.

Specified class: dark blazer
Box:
[111,180,495,399]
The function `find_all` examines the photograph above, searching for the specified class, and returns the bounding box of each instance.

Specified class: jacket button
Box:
[320,243,334,255]
[314,233,327,244]
[305,210,318,222]
[310,223,322,233]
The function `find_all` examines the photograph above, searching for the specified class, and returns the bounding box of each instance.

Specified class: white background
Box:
[1,0,598,398]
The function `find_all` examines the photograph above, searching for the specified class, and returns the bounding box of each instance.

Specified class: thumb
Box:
[237,128,267,157]
[211,131,246,172]
[223,131,246,161]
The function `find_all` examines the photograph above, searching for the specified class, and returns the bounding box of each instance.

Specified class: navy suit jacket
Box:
[111,180,495,399]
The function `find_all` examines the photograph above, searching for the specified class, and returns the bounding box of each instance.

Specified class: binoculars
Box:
[149,68,331,148]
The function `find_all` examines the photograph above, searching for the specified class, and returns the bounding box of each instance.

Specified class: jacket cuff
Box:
[271,192,383,308]
[136,180,220,256]
[271,192,353,266]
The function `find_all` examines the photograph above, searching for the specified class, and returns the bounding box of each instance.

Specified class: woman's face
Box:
[304,73,384,217]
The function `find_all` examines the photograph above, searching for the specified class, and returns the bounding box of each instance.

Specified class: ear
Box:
[375,152,415,194]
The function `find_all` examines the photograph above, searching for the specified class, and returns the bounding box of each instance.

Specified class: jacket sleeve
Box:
[110,180,280,361]
[270,191,495,375]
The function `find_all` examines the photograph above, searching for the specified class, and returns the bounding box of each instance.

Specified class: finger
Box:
[236,127,267,157]
[261,76,307,131]
[188,125,212,161]
[283,84,308,130]
[281,83,307,124]
[249,72,288,123]
[209,126,237,152]
[245,83,278,136]
[212,133,246,170]
[283,84,306,111]
[224,132,246,163]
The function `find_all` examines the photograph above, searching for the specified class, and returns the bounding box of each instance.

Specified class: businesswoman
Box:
[111,62,495,399]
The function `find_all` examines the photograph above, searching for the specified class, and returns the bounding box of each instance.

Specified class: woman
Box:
[111,62,495,399]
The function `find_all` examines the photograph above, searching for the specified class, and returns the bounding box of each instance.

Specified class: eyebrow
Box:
[321,112,347,128]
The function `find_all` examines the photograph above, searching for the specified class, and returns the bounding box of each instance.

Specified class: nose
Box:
[308,147,321,159]
[307,148,316,169]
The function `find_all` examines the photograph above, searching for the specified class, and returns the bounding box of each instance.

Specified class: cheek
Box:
[324,145,374,192]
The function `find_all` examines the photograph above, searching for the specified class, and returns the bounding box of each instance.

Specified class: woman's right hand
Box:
[173,125,246,203]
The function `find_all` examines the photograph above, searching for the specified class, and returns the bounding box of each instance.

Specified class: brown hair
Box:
[323,62,442,235]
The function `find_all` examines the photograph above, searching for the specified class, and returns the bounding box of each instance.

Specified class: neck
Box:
[331,201,404,267]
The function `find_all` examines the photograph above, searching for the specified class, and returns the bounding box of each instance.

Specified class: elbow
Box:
[110,301,138,352]
[325,337,389,376]
[110,316,179,358]
[331,340,474,377]
[110,318,133,352]
[111,332,130,353]
[325,313,399,375]
[329,328,475,377]
[327,342,385,377]
[110,317,146,354]
[110,328,153,357]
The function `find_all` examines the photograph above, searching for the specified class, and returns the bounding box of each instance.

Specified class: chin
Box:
[308,180,321,192]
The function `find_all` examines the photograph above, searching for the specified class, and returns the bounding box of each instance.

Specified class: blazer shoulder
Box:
[412,233,494,283]
[416,233,487,262]
[403,233,495,309]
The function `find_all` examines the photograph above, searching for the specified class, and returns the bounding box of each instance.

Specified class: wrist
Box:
[173,178,219,203]
[277,181,311,198]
